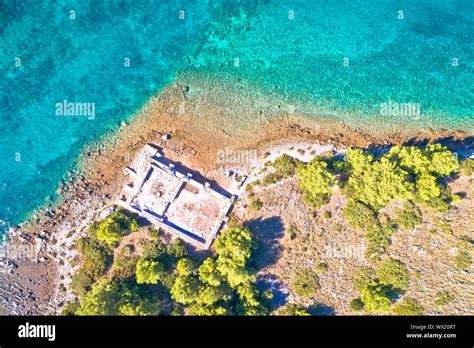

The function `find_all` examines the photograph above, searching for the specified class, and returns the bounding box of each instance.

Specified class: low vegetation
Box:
[291,269,320,298]
[261,154,302,186]
[454,237,472,270]
[434,291,453,306]
[276,304,310,316]
[375,258,410,294]
[65,217,268,316]
[351,258,411,314]
[459,158,474,176]
[395,203,422,230]
[392,298,424,315]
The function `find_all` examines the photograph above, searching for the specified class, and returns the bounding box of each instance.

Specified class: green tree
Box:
[215,226,253,269]
[176,258,195,276]
[198,258,222,286]
[346,156,412,210]
[414,172,441,201]
[196,285,228,306]
[171,276,200,305]
[76,280,162,316]
[76,238,109,279]
[297,158,335,208]
[188,303,230,316]
[135,259,165,284]
[387,145,430,175]
[424,144,459,176]
[96,220,123,246]
[226,280,267,316]
[70,269,94,298]
[224,267,255,288]
[95,210,140,247]
[388,144,458,177]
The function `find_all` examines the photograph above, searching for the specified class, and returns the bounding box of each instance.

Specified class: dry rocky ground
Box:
[235,166,474,315]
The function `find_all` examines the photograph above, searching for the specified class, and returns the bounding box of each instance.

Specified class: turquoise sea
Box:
[1,0,473,232]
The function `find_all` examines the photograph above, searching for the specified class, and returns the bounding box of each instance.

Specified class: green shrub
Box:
[322,211,331,220]
[60,299,80,316]
[70,269,94,297]
[249,198,263,211]
[149,227,161,239]
[316,263,328,273]
[141,239,165,260]
[286,225,298,240]
[343,200,378,230]
[435,291,453,306]
[365,224,392,262]
[291,269,320,298]
[350,298,364,311]
[261,154,302,186]
[353,266,374,291]
[166,239,188,258]
[343,200,392,261]
[87,222,99,240]
[111,249,139,281]
[76,237,109,279]
[375,258,410,293]
[277,304,310,316]
[393,298,424,315]
[454,238,472,270]
[454,249,472,270]
[459,158,474,176]
[395,202,422,230]
[360,280,391,314]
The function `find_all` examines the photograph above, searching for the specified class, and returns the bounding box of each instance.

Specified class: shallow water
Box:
[0,0,211,229]
[188,0,473,129]
[1,0,473,231]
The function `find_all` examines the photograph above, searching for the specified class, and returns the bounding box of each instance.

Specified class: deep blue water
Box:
[1,0,473,232]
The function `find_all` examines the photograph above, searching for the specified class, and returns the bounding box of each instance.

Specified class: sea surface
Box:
[1,0,473,233]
